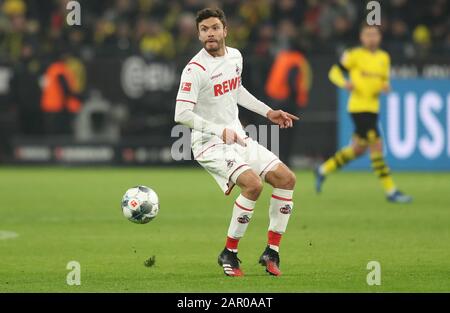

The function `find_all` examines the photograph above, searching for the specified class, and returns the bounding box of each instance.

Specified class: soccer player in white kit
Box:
[174,8,299,277]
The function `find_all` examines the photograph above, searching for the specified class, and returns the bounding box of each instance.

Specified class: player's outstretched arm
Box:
[237,85,299,129]
[237,85,272,117]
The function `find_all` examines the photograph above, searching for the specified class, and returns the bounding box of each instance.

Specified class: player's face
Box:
[198,17,227,53]
[360,27,381,51]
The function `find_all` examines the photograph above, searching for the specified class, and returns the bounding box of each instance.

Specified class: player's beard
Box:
[204,39,223,53]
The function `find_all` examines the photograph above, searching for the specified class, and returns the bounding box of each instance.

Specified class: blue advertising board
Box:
[338,79,450,171]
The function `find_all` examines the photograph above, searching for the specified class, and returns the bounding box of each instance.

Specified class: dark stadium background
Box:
[0,0,448,167]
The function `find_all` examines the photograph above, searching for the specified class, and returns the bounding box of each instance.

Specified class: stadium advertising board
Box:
[338,79,450,170]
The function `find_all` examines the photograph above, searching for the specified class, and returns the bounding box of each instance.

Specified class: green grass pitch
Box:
[0,166,449,292]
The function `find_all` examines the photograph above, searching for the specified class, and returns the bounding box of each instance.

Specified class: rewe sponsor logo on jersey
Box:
[237,215,250,224]
[214,76,241,96]
[279,204,292,214]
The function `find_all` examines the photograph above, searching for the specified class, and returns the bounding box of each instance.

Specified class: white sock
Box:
[268,188,294,234]
[269,244,279,252]
[227,194,256,239]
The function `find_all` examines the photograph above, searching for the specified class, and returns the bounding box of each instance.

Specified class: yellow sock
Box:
[321,146,356,175]
[370,151,396,194]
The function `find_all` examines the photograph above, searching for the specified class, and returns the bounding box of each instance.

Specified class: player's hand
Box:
[221,128,247,147]
[266,110,300,129]
[344,81,354,91]
[382,84,391,93]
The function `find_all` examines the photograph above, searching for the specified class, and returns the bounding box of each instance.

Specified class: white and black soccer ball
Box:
[121,186,159,224]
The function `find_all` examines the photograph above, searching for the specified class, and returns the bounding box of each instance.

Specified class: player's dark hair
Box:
[196,8,227,30]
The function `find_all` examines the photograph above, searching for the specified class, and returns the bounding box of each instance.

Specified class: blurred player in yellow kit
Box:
[315,24,412,203]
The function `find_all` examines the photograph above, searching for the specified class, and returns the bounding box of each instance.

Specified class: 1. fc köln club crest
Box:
[235,64,241,75]
[237,215,250,224]
[279,204,292,214]
[226,159,236,169]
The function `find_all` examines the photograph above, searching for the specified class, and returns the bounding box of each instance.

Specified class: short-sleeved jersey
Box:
[175,47,245,152]
[341,47,390,113]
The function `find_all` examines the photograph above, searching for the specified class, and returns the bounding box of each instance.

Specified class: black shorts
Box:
[350,113,380,141]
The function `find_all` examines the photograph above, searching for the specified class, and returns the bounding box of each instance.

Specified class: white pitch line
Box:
[0,230,19,240]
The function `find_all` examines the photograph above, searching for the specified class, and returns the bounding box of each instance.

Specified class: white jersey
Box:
[174,46,278,194]
[175,47,246,153]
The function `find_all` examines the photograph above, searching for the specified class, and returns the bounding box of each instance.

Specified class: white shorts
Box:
[194,137,282,195]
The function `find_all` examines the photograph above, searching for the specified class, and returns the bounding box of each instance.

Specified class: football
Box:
[121,186,159,224]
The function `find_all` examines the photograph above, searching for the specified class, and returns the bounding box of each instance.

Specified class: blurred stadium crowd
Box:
[1,0,449,64]
[0,0,449,164]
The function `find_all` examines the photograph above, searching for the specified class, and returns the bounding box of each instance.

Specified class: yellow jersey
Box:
[329,47,390,113]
